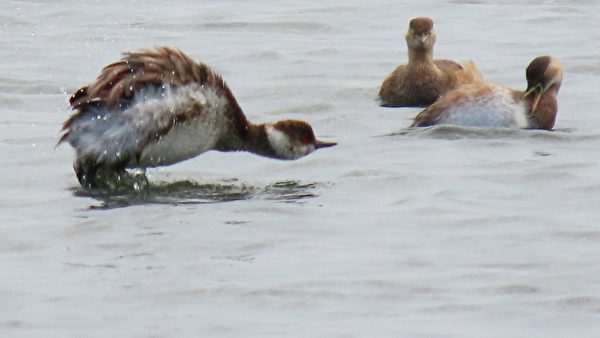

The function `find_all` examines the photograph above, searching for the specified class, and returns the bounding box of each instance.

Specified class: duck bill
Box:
[315,140,337,149]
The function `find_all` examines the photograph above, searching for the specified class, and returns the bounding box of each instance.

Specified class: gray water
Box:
[2,0,600,337]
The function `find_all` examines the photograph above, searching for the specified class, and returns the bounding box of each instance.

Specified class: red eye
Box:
[300,137,310,145]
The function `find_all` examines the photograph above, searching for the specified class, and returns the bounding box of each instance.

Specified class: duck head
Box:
[406,17,436,50]
[265,120,336,160]
[524,56,563,112]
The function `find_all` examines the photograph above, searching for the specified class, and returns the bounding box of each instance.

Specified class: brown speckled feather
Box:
[378,17,483,107]
[62,47,245,136]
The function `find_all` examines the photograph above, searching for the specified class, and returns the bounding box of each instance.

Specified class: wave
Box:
[0,77,64,95]
[73,179,322,209]
[382,124,600,141]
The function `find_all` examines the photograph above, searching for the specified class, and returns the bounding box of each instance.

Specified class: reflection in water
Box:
[73,178,319,209]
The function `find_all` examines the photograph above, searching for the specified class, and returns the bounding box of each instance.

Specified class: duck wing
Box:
[59,47,245,168]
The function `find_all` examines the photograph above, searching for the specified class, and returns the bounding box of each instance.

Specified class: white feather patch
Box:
[66,83,232,168]
[265,125,315,160]
[438,85,528,128]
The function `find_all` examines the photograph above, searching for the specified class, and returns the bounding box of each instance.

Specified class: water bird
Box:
[378,17,483,107]
[410,56,562,130]
[59,47,336,188]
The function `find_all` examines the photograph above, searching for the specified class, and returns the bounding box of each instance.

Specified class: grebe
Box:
[379,17,483,107]
[411,56,562,130]
[59,47,336,187]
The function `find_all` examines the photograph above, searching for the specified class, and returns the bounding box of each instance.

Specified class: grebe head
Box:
[406,17,436,50]
[524,56,563,112]
[265,120,336,160]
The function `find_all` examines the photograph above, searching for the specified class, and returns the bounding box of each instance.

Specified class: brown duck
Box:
[379,17,483,107]
[411,56,562,130]
[59,47,336,187]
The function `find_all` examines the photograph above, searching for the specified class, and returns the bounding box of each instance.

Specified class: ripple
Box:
[567,64,600,75]
[0,77,63,95]
[488,284,541,295]
[191,21,336,33]
[73,179,321,209]
[386,125,600,141]
[554,296,600,312]
[245,50,283,61]
[449,0,592,4]
[284,6,357,14]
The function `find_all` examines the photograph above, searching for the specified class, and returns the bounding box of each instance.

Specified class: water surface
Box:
[1,0,600,337]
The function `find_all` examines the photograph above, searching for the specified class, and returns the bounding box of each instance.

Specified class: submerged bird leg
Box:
[74,161,98,189]
[74,159,145,190]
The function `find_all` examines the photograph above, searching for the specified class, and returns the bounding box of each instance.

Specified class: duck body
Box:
[379,17,482,107]
[66,83,232,169]
[412,84,528,128]
[411,56,562,130]
[60,47,335,187]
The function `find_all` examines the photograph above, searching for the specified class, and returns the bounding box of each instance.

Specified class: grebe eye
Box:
[300,138,310,145]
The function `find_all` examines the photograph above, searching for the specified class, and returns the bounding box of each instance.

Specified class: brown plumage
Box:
[61,47,245,145]
[378,17,483,107]
[59,47,335,188]
[410,56,562,130]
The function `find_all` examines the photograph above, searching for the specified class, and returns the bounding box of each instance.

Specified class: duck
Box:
[410,56,562,130]
[59,46,336,188]
[378,17,483,107]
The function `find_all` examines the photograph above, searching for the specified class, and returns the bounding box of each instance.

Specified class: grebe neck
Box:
[216,123,278,159]
[525,90,558,130]
[408,47,435,65]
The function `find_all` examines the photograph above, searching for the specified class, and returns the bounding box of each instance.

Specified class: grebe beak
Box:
[531,91,543,113]
[315,140,337,149]
[523,83,544,113]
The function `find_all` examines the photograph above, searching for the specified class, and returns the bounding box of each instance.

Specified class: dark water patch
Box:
[419,303,482,313]
[73,179,319,209]
[115,252,153,260]
[482,284,541,295]
[554,296,600,312]
[210,254,255,263]
[550,230,600,240]
[225,220,251,226]
[64,262,116,269]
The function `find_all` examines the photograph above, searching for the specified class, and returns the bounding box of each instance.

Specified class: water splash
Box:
[73,178,320,209]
